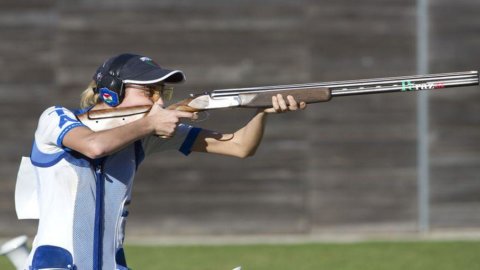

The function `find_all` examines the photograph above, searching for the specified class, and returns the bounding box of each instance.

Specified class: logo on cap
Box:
[139,56,157,67]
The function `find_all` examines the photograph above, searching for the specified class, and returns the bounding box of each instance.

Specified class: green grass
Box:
[1,241,479,270]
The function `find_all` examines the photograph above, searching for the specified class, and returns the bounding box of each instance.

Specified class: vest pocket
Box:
[31,245,75,270]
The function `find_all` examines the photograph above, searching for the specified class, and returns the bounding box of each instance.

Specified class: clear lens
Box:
[126,84,174,101]
[161,86,174,101]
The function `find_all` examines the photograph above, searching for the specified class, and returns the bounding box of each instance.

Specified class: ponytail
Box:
[80,81,100,109]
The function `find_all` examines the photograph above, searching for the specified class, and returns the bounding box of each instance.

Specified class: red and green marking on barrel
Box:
[401,80,445,91]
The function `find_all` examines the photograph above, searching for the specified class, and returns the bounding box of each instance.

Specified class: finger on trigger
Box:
[175,111,195,119]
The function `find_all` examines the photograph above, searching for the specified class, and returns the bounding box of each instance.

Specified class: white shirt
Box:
[20,106,201,270]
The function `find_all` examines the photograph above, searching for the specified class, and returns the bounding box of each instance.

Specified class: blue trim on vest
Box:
[52,106,82,129]
[37,106,86,148]
[57,122,85,147]
[179,127,202,156]
[30,141,66,167]
[93,157,106,270]
[31,245,75,270]
[73,105,93,116]
[31,141,92,168]
[63,149,92,168]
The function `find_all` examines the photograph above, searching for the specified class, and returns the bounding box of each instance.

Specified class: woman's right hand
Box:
[146,98,196,138]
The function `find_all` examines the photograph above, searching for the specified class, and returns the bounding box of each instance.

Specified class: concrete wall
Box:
[0,0,479,238]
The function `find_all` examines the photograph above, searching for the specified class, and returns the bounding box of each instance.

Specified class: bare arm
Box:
[64,99,195,159]
[191,94,306,158]
[63,117,152,159]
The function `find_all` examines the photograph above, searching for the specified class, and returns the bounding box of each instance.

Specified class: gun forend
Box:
[237,86,331,107]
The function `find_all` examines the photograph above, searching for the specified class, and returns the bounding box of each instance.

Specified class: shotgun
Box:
[78,70,479,131]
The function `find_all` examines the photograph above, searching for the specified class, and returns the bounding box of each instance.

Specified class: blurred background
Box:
[0,0,479,244]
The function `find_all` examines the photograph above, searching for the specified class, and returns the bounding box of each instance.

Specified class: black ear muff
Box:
[96,54,136,107]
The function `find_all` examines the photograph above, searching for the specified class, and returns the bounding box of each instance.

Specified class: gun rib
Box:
[210,71,479,98]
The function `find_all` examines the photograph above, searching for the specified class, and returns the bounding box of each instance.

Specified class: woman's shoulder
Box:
[36,106,82,132]
[38,106,78,121]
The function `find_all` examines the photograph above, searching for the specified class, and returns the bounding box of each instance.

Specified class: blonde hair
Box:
[80,80,100,109]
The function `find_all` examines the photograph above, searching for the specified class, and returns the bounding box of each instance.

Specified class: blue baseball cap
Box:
[93,53,186,85]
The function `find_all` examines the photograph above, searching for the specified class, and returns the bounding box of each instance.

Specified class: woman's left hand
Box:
[263,94,307,114]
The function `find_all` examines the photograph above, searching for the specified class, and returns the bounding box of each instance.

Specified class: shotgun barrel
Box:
[210,71,479,98]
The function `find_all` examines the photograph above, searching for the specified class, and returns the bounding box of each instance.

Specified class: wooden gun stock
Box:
[165,97,201,112]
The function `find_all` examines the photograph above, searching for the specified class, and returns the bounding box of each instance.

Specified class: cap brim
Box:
[123,69,186,84]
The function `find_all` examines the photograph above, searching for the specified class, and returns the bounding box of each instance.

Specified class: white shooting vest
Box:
[15,106,201,270]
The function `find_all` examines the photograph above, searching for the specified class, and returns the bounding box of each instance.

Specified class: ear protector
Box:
[95,54,136,107]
